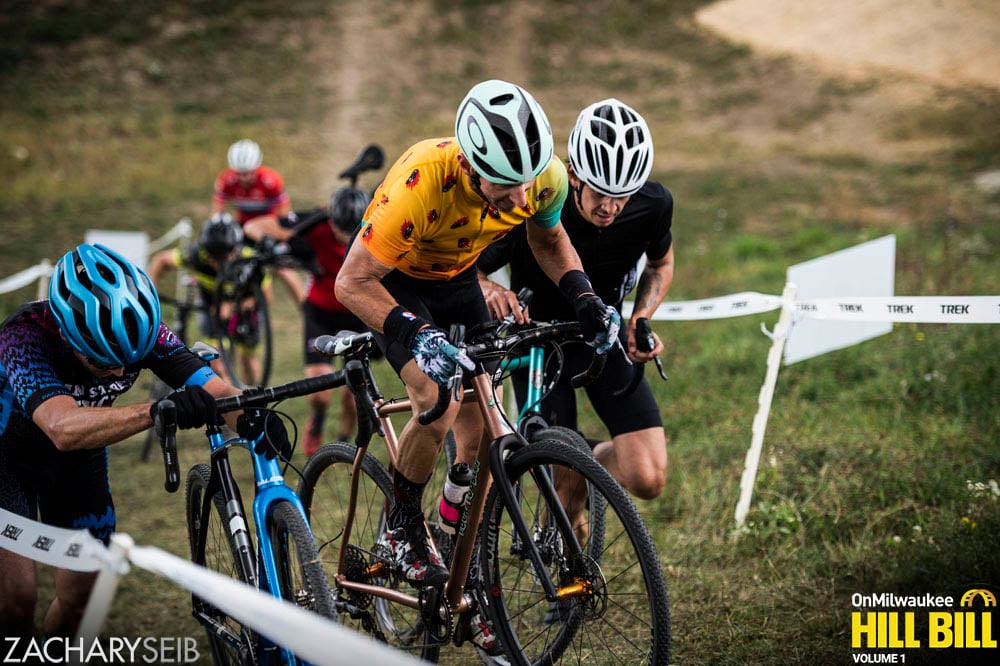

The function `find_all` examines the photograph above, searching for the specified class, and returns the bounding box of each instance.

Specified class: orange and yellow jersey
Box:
[359,137,567,281]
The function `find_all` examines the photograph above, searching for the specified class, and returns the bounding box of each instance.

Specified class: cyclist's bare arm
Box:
[525,220,588,288]
[147,249,179,286]
[32,376,241,451]
[627,245,674,361]
[243,215,293,242]
[335,240,399,332]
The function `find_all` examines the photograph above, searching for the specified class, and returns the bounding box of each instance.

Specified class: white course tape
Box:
[624,291,782,321]
[796,296,1000,324]
[127,543,420,666]
[0,260,53,296]
[0,508,104,571]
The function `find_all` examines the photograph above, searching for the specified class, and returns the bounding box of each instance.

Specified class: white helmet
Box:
[455,80,554,185]
[227,139,262,172]
[567,99,653,197]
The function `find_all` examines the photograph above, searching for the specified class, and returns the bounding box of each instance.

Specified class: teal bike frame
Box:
[500,345,546,422]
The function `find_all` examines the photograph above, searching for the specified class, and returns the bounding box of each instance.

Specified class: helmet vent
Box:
[489,93,515,105]
[524,113,542,165]
[591,119,616,145]
[122,308,139,346]
[95,263,117,285]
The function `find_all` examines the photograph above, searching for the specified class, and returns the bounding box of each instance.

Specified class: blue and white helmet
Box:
[48,244,161,367]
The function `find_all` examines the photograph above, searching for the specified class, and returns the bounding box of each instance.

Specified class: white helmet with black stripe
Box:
[455,79,554,185]
[567,98,654,197]
[227,139,262,172]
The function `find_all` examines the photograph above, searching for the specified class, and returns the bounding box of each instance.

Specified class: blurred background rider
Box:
[243,186,371,454]
[213,138,305,303]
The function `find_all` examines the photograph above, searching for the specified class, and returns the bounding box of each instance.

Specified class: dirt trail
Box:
[697,0,1000,90]
[308,1,378,198]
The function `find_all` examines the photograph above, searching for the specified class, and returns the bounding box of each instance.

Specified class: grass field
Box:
[2,1,998,664]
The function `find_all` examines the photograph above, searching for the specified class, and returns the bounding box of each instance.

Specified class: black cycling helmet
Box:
[329,187,370,233]
[200,213,243,258]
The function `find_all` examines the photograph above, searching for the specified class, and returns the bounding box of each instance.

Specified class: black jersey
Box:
[477,180,673,320]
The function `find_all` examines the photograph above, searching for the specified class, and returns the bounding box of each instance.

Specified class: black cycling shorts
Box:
[512,328,662,438]
[371,266,492,382]
[0,444,115,545]
[303,301,366,365]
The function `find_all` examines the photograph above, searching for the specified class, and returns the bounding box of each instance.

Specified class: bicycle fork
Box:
[192,448,258,658]
[487,434,587,603]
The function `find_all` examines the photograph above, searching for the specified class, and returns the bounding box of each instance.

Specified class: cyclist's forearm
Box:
[244,216,292,242]
[337,271,399,332]
[337,245,398,332]
[34,396,153,451]
[203,375,242,431]
[632,252,674,319]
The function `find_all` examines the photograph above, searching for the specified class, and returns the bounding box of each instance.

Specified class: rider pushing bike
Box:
[0,244,289,640]
[335,79,620,654]
[478,98,675,501]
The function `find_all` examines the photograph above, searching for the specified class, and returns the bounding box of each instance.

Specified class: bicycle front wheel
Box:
[480,439,670,665]
[186,464,258,665]
[268,500,336,621]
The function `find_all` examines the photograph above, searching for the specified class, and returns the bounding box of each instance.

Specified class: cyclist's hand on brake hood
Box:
[151,385,220,430]
[411,327,474,387]
[573,293,621,355]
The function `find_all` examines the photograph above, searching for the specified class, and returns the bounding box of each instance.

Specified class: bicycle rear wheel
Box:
[481,439,670,665]
[214,282,272,388]
[186,464,258,665]
[298,443,441,662]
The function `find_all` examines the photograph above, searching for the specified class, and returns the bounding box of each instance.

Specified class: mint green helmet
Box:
[455,80,554,185]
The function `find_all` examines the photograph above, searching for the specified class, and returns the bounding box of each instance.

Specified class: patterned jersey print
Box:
[0,302,206,460]
[360,137,568,281]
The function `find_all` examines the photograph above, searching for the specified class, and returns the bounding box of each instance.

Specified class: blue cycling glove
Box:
[411,327,475,387]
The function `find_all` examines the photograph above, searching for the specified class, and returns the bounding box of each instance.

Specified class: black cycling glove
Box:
[151,385,219,430]
[237,408,292,461]
[573,294,622,355]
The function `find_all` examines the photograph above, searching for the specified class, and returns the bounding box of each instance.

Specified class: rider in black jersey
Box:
[478,98,675,504]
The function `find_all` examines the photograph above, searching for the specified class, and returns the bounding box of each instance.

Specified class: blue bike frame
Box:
[201,428,312,666]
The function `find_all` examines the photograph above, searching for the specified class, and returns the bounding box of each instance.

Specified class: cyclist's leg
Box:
[0,550,36,637]
[0,447,38,636]
[37,449,116,635]
[585,349,667,500]
[368,273,459,586]
[44,569,98,637]
[302,302,336,454]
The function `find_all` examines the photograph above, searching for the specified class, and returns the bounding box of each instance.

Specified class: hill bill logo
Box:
[850,588,997,662]
[960,589,997,608]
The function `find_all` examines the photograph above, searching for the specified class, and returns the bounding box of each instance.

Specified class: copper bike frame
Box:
[334,376,511,614]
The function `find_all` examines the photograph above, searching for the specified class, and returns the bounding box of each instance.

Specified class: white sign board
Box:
[784,235,895,364]
[84,230,150,270]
